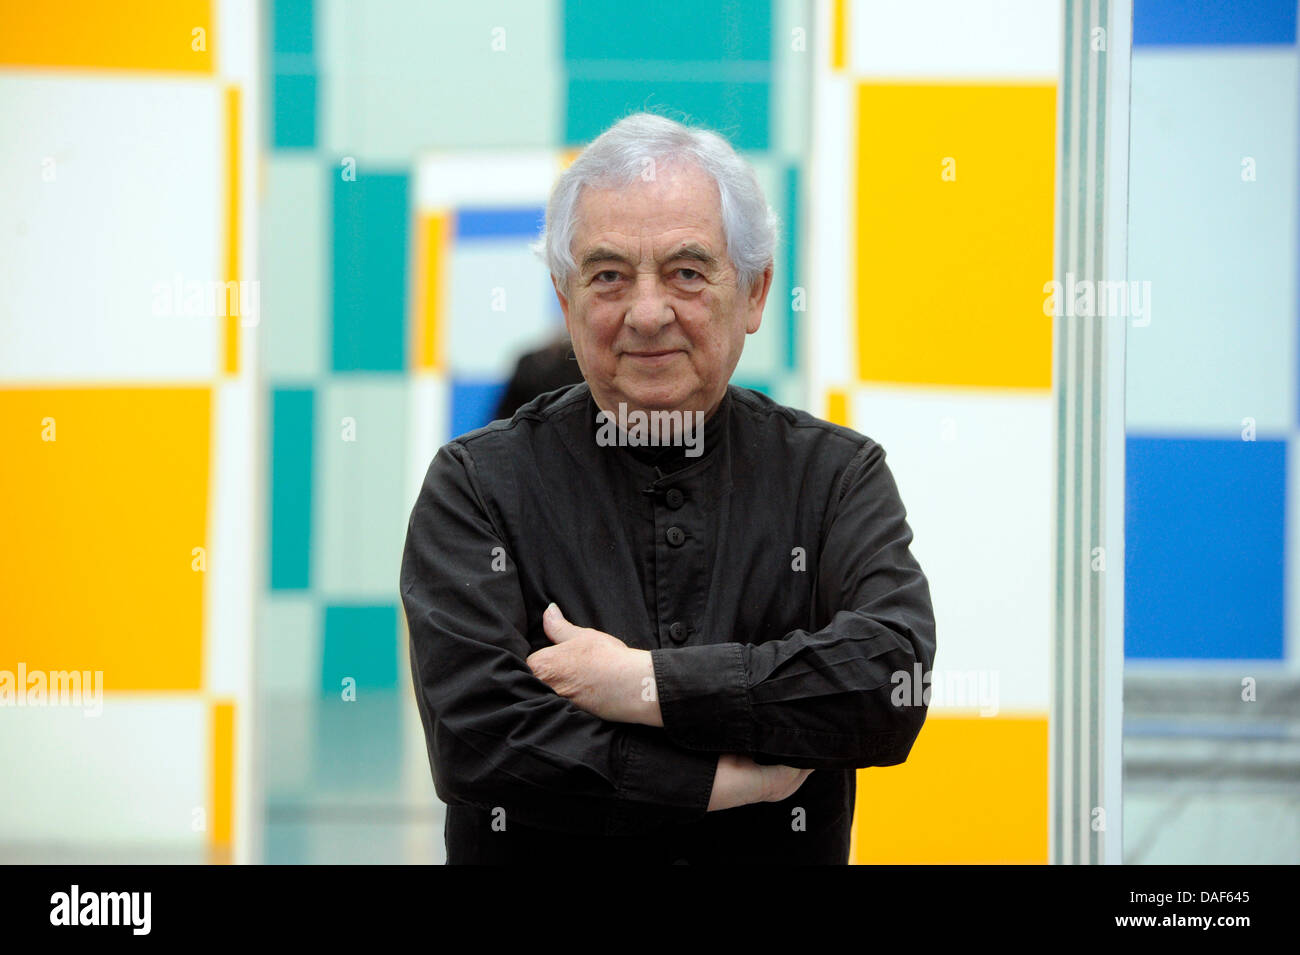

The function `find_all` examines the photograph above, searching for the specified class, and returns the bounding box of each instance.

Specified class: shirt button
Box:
[666,526,686,547]
[665,488,684,509]
[668,621,687,643]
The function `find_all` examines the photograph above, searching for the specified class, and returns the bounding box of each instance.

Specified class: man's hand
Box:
[525,603,663,726]
[707,754,813,812]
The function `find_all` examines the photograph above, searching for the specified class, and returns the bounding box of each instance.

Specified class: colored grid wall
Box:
[1126,0,1298,663]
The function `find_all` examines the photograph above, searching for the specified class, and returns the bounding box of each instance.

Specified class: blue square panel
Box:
[456,206,545,241]
[1126,435,1285,659]
[1134,0,1297,46]
[450,378,508,440]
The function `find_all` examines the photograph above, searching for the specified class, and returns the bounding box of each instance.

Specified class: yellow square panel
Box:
[851,714,1048,864]
[0,388,210,690]
[855,84,1055,389]
[0,0,214,73]
[412,212,451,372]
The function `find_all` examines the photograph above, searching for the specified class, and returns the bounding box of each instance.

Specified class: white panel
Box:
[417,153,560,210]
[447,243,560,377]
[1125,49,1297,435]
[775,0,813,158]
[217,0,257,84]
[0,696,206,844]
[0,76,222,381]
[260,155,325,379]
[322,0,558,162]
[260,597,319,696]
[851,385,1053,711]
[849,0,1062,79]
[317,377,411,599]
[406,376,449,507]
[809,4,852,393]
[207,379,257,698]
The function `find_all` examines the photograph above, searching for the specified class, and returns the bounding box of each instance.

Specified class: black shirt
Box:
[400,381,937,864]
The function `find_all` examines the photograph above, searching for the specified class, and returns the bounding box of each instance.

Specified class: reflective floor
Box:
[261,689,445,864]
[4,675,1295,864]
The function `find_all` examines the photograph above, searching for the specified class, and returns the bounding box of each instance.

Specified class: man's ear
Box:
[745,264,774,334]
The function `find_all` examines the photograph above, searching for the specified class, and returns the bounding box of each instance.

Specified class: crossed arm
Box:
[526,601,812,810]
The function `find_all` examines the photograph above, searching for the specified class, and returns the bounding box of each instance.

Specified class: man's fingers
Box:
[541,602,578,643]
[786,768,813,795]
[766,765,815,802]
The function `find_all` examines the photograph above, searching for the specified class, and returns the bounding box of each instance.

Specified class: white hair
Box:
[534,112,779,293]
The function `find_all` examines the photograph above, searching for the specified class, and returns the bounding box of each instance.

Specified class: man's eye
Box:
[676,268,702,282]
[595,270,622,284]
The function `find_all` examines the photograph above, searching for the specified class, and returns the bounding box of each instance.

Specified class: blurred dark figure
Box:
[493,333,586,420]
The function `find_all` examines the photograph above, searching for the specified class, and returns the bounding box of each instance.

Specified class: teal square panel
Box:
[331,171,409,372]
[564,0,771,61]
[782,163,800,371]
[565,78,771,150]
[269,387,315,591]
[273,0,314,56]
[321,603,400,692]
[273,72,317,150]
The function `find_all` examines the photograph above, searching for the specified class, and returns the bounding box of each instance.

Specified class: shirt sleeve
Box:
[649,439,937,769]
[401,441,719,836]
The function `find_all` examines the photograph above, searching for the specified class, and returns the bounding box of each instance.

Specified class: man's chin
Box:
[619,387,692,414]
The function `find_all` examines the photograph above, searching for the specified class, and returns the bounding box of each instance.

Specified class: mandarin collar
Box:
[587,388,729,467]
[559,383,735,506]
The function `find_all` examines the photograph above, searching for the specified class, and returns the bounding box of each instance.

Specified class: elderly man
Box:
[400,113,936,865]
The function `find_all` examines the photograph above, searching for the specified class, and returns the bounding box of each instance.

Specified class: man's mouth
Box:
[626,349,682,361]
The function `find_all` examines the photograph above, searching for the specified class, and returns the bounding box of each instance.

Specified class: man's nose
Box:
[623,273,674,335]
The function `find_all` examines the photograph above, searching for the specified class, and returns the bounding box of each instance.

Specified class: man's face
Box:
[553,160,772,422]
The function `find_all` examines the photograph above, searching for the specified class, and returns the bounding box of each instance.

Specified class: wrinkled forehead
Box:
[570,160,725,253]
